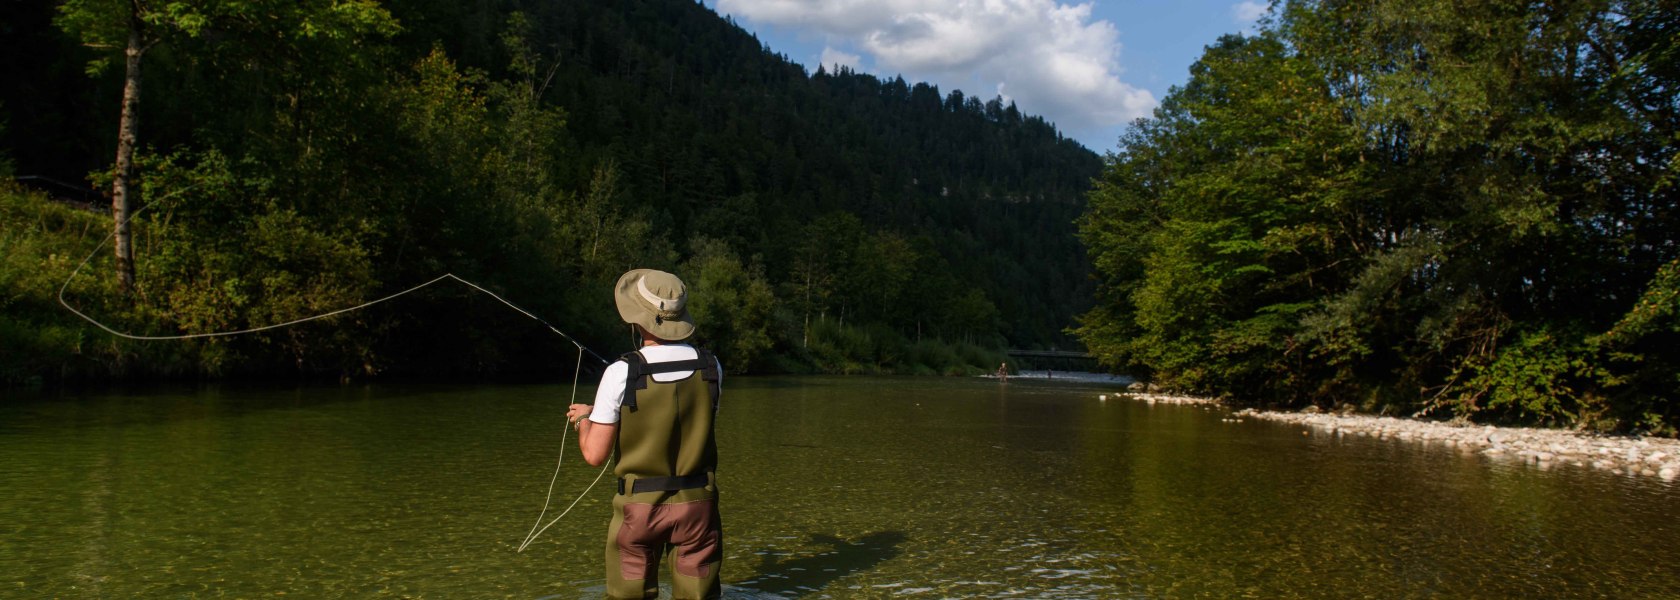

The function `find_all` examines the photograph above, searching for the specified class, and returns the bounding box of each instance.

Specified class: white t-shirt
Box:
[588,344,723,425]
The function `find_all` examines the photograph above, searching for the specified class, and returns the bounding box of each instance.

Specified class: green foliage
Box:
[1598,258,1680,344]
[684,237,776,372]
[0,183,147,385]
[801,317,999,376]
[806,318,879,375]
[1079,0,1680,432]
[56,0,399,71]
[9,0,1094,383]
[1587,257,1680,434]
[1081,30,1366,398]
[904,340,963,376]
[491,0,1094,350]
[951,342,1007,377]
[1457,328,1607,427]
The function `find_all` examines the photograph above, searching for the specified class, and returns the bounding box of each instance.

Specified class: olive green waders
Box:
[606,351,721,600]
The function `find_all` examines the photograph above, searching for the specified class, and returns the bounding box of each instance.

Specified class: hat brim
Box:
[614,269,696,341]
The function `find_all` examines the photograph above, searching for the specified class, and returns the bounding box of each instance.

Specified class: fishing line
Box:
[55,193,616,551]
[516,343,612,552]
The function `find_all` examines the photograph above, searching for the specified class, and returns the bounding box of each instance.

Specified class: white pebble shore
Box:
[1119,392,1680,484]
[1126,392,1221,406]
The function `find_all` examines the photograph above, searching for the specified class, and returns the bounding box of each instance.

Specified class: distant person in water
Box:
[997,362,1009,381]
[567,269,723,599]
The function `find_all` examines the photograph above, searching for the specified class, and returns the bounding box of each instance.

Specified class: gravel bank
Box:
[1121,392,1220,406]
[1118,392,1680,483]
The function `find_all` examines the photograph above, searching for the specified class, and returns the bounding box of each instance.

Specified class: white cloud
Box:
[716,0,1157,144]
[1231,1,1267,25]
[820,46,863,72]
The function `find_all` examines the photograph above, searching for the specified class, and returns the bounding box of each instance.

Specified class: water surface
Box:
[3,376,1676,597]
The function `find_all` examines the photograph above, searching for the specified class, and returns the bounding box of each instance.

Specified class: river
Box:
[3,375,1677,598]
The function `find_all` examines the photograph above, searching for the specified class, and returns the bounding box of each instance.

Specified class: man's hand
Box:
[567,403,592,427]
[567,402,616,466]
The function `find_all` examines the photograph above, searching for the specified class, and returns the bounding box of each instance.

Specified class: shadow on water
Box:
[732,531,908,598]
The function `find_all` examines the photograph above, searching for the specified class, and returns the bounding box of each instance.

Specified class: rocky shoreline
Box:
[1117,391,1680,484]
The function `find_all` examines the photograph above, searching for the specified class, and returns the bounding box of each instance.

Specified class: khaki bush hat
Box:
[614,269,696,341]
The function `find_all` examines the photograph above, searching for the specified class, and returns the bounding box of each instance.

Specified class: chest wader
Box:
[606,350,722,600]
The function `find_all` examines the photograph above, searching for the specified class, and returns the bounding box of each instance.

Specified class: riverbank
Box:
[1118,392,1680,484]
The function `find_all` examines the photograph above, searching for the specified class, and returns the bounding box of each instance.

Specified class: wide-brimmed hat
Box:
[614,269,695,341]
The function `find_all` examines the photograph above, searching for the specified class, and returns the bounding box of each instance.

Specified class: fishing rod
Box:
[55,195,615,552]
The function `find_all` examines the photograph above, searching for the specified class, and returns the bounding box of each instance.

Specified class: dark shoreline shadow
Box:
[732,531,908,598]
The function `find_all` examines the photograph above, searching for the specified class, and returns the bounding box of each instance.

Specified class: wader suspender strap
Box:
[618,348,721,412]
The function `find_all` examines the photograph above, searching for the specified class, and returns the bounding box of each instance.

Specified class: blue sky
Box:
[702,0,1270,153]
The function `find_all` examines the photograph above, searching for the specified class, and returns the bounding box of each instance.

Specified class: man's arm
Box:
[566,403,615,466]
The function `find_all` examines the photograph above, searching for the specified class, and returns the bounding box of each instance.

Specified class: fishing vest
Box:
[614,348,721,495]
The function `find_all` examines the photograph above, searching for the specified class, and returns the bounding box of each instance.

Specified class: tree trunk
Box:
[112,15,143,294]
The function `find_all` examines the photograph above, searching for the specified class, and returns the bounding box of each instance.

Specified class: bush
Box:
[801,316,1003,376]
[0,183,128,386]
[906,339,962,374]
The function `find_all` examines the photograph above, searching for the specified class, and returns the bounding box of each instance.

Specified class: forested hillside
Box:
[0,0,1100,385]
[1078,0,1679,433]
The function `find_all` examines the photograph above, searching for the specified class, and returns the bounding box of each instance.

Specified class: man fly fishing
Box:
[566,269,724,600]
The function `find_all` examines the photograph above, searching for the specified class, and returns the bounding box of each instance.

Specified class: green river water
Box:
[3,375,1678,598]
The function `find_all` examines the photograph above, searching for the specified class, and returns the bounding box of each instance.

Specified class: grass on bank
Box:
[0,183,150,386]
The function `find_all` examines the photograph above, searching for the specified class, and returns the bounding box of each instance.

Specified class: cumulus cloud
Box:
[1231,1,1267,25]
[819,46,863,72]
[716,0,1156,142]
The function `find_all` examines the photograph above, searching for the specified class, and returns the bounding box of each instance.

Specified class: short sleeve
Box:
[589,360,629,424]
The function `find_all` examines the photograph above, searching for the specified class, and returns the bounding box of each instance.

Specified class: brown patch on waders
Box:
[605,485,722,599]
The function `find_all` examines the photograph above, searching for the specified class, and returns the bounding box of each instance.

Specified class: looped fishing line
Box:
[517,347,613,552]
[56,195,614,552]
